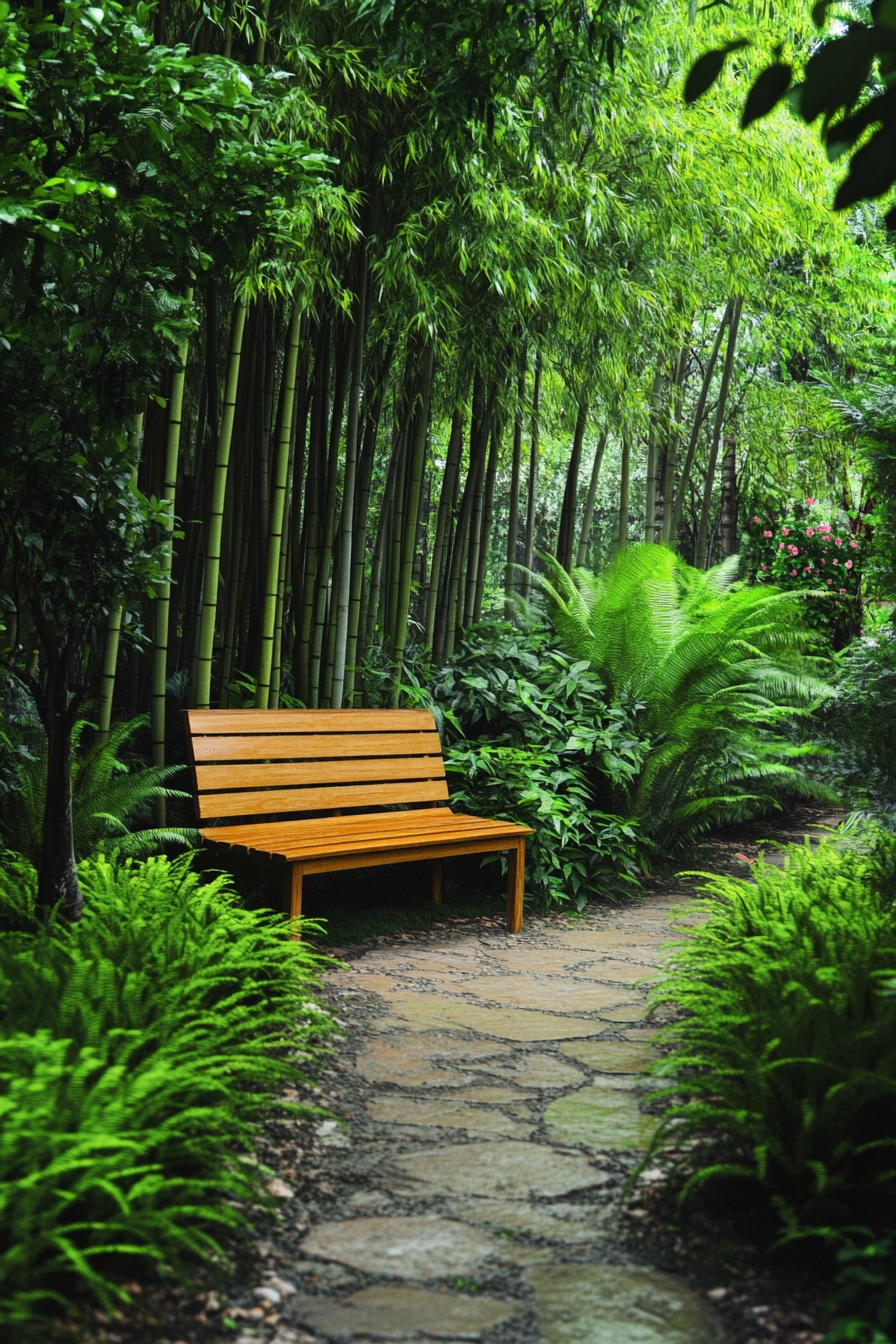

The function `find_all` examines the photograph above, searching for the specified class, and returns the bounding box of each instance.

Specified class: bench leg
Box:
[506,840,524,934]
[432,859,443,907]
[289,864,303,939]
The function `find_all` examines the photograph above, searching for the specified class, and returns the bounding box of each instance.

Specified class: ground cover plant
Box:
[0,852,331,1338]
[645,835,896,1229]
[540,546,835,851]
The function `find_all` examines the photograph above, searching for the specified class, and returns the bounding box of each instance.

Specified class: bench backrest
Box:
[183,709,448,824]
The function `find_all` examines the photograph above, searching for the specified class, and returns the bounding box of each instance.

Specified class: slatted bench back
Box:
[184,709,448,823]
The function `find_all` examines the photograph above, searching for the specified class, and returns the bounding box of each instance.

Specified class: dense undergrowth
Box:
[0,853,331,1338]
[645,832,896,1341]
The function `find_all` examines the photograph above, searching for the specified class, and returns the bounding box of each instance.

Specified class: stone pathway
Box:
[240,885,730,1344]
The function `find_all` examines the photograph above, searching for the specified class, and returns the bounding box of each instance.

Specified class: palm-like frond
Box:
[3,717,193,863]
[538,546,835,848]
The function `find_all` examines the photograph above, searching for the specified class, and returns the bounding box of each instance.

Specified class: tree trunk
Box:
[520,352,541,599]
[151,300,192,821]
[256,304,302,707]
[557,398,587,571]
[696,297,743,567]
[194,295,247,708]
[576,429,608,568]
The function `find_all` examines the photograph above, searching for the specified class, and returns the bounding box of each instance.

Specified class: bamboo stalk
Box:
[644,367,663,542]
[576,428,608,568]
[473,412,501,622]
[669,301,732,543]
[194,295,247,709]
[463,377,488,626]
[390,344,434,704]
[696,297,743,567]
[424,407,463,649]
[617,435,631,552]
[98,413,144,734]
[150,295,193,820]
[310,317,349,706]
[331,264,369,708]
[557,398,587,570]
[520,352,541,599]
[256,304,302,708]
[504,363,525,615]
[296,321,328,702]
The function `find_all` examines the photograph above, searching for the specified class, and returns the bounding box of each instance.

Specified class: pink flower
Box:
[778,543,785,550]
[839,588,846,594]
[845,559,853,569]
[781,527,790,536]
[826,579,833,585]
[835,537,843,546]
[790,569,797,576]
[850,539,858,549]
[763,530,773,537]
[760,563,768,571]
[820,558,826,564]
[752,516,761,523]
[804,566,812,573]
[805,497,816,506]
[805,528,815,536]
[788,544,799,555]
[818,522,831,532]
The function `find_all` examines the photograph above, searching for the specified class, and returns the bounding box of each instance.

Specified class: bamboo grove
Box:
[3,0,895,909]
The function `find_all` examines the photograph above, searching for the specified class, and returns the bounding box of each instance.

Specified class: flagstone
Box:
[385,1139,606,1199]
[543,1080,656,1150]
[441,975,638,1014]
[558,1040,654,1073]
[527,1263,724,1343]
[446,1195,611,1244]
[365,1094,533,1137]
[299,1215,498,1280]
[291,1285,516,1339]
[470,1050,585,1089]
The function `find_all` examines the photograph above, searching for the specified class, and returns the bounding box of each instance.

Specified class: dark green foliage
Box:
[0,712,195,861]
[434,621,647,907]
[0,853,331,1335]
[820,628,896,809]
[645,836,896,1226]
[541,546,835,849]
[820,1230,896,1343]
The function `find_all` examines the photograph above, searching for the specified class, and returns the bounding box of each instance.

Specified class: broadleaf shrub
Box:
[645,835,896,1225]
[434,621,648,906]
[0,853,332,1335]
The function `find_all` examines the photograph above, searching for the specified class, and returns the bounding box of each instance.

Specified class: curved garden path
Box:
[106,807,839,1344]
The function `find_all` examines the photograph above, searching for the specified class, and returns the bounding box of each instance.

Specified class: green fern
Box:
[2,715,195,862]
[538,545,835,848]
[0,854,333,1337]
[642,836,896,1225]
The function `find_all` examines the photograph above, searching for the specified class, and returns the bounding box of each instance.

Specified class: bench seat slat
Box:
[202,814,528,862]
[196,777,450,820]
[190,731,444,763]
[194,755,445,793]
[188,709,434,734]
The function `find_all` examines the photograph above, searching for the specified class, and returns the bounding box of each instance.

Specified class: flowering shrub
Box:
[745,499,863,648]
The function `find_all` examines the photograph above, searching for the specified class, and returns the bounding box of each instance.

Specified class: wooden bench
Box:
[183,709,534,933]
